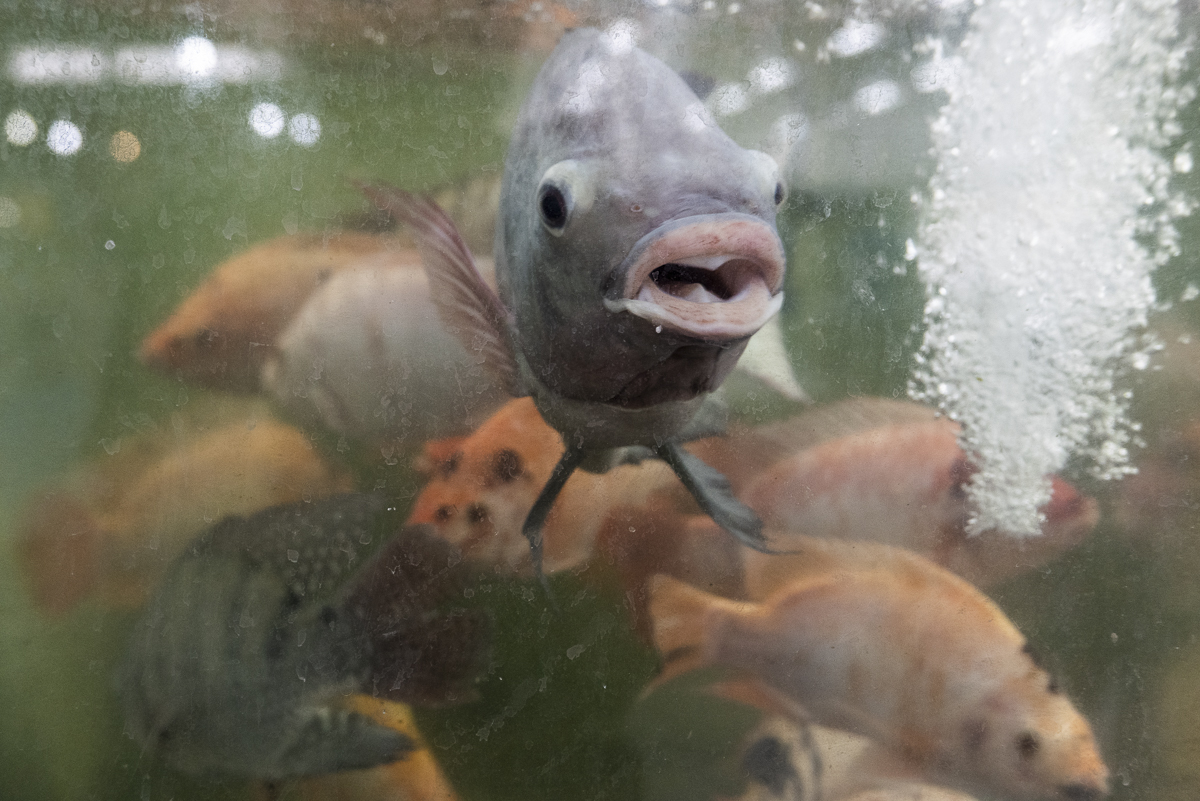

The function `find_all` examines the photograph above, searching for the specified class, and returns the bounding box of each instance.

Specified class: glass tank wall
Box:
[1,1,1198,800]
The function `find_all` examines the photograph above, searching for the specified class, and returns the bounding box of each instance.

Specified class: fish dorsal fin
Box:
[359,183,523,396]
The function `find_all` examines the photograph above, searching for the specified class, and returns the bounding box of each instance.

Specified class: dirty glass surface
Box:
[2,1,1200,800]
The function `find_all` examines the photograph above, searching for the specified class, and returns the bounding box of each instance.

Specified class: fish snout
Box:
[606,214,785,341]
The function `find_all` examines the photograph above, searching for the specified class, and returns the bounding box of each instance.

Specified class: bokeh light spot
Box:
[287,113,321,146]
[46,120,83,155]
[0,196,21,228]
[109,130,141,162]
[249,102,285,138]
[5,110,38,146]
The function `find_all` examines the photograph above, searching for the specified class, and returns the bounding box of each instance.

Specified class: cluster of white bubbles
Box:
[248,102,321,147]
[909,0,1195,535]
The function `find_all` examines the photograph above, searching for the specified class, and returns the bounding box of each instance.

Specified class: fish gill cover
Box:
[909,0,1195,535]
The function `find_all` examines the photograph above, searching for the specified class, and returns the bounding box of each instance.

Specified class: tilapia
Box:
[408,397,679,575]
[19,414,353,616]
[120,494,489,780]
[740,417,1100,587]
[649,536,1110,801]
[262,258,505,445]
[365,27,788,574]
[141,232,410,391]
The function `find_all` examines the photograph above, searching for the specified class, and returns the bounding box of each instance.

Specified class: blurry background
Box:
[2,1,1200,799]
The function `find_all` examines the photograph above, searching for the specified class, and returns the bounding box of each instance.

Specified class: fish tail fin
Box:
[647,574,734,685]
[17,491,102,616]
[342,524,490,707]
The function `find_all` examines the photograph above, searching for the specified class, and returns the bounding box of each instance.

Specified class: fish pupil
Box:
[539,186,568,230]
[774,182,785,205]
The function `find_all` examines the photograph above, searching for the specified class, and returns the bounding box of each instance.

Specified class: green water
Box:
[2,2,1200,800]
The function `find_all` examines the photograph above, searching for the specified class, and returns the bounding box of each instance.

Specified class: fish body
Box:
[649,538,1109,801]
[141,233,409,391]
[366,28,788,566]
[19,415,353,615]
[120,494,488,780]
[263,260,505,444]
[409,397,679,574]
[740,418,1099,587]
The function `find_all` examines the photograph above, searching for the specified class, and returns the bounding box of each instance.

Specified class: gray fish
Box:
[363,27,787,575]
[119,494,488,780]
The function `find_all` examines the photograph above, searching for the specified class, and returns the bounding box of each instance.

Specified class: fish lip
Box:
[604,214,786,341]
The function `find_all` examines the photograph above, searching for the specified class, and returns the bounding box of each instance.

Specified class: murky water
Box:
[3,2,1200,800]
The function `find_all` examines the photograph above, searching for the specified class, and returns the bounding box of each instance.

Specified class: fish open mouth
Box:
[605,214,786,340]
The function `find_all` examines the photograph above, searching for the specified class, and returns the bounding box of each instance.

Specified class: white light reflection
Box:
[603,19,639,54]
[175,36,218,82]
[249,103,286,138]
[46,120,83,155]
[826,20,887,58]
[9,43,284,85]
[288,113,321,146]
[748,58,796,96]
[5,110,38,145]
[853,79,903,115]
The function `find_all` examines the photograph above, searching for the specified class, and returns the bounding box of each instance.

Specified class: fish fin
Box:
[647,574,744,687]
[17,492,102,616]
[655,443,768,551]
[522,443,586,594]
[732,315,811,404]
[343,524,491,706]
[359,183,523,396]
[708,678,811,723]
[271,707,416,778]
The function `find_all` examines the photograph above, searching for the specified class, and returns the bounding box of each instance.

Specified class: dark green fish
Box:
[119,493,488,780]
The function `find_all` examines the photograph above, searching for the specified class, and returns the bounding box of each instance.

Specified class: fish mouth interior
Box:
[645,256,762,305]
[606,216,786,341]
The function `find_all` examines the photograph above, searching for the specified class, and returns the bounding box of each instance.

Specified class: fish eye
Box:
[492,448,523,483]
[774,182,786,206]
[1016,732,1041,760]
[538,184,570,232]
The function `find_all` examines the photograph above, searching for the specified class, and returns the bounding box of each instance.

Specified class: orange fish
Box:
[18,415,353,615]
[141,232,418,390]
[264,696,462,801]
[649,535,1110,801]
[739,415,1099,588]
[408,397,680,574]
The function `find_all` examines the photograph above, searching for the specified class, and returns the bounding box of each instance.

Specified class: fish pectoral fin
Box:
[273,706,416,778]
[655,443,767,551]
[359,183,523,396]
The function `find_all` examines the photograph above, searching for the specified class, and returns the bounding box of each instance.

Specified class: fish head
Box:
[408,399,564,571]
[958,671,1109,801]
[498,27,787,409]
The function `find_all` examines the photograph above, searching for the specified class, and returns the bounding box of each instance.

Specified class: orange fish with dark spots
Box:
[408,397,678,574]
